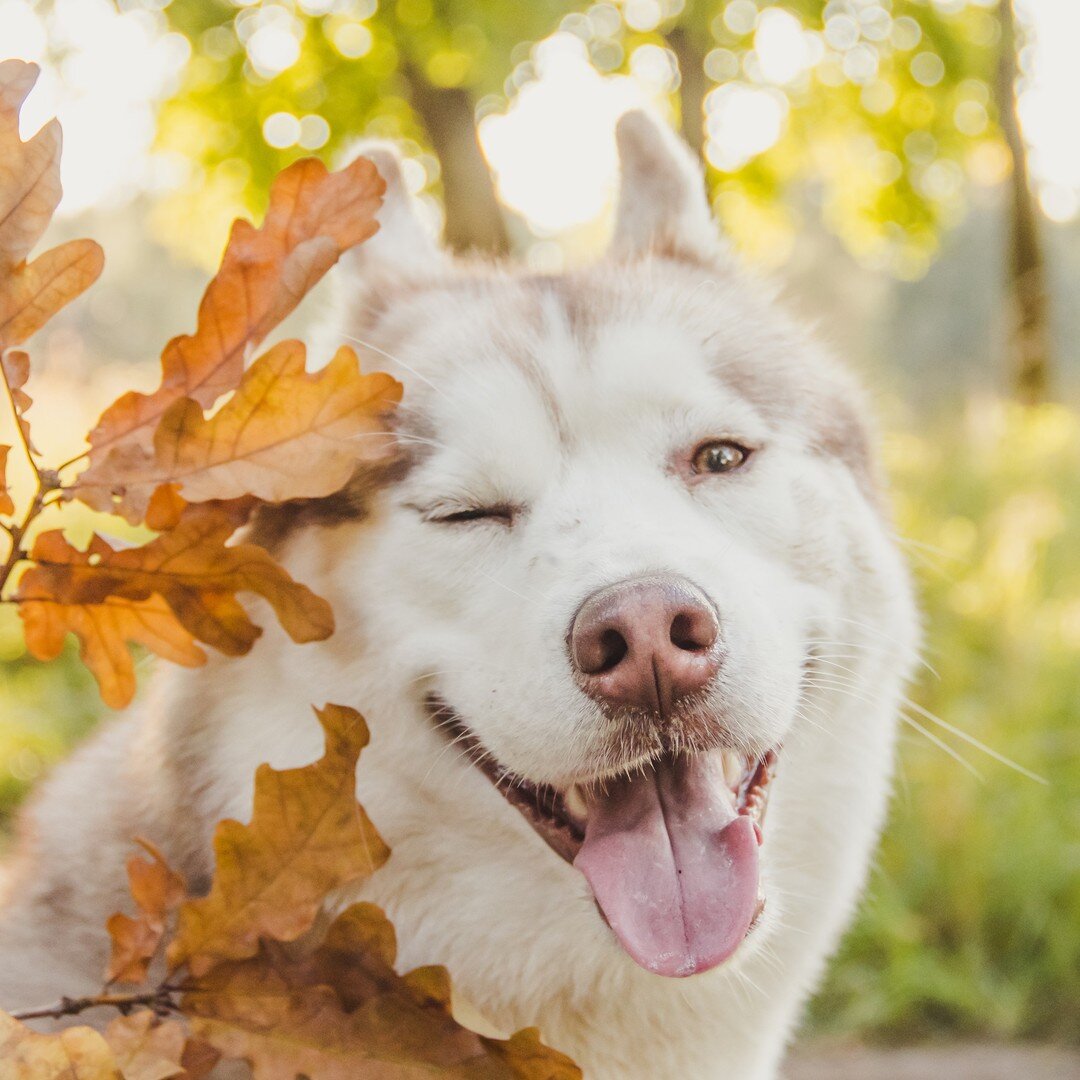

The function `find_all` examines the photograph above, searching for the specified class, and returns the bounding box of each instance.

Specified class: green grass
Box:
[0,401,1077,1040]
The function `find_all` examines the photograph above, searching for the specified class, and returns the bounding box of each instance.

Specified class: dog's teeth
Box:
[564,784,588,824]
[722,750,743,789]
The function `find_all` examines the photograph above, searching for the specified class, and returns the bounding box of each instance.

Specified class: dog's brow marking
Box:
[496,282,572,447]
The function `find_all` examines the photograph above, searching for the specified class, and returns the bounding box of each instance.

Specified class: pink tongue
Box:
[574,752,760,978]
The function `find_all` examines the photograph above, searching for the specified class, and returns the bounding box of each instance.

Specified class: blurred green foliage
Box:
[0,609,102,843]
[810,401,1080,1042]
[156,0,1009,274]
[682,0,1003,274]
[1,404,1076,1040]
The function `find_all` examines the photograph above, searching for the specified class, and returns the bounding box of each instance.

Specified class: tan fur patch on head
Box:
[245,455,413,554]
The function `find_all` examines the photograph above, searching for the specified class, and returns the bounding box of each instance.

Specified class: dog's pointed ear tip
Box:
[614,109,702,183]
[615,109,665,154]
[338,139,408,194]
[333,140,446,273]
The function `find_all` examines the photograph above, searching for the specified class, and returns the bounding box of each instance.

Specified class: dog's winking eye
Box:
[428,505,515,527]
[691,440,751,475]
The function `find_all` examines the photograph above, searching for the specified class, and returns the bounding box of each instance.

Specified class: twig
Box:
[0,481,46,597]
[10,985,180,1023]
[0,358,63,597]
[54,449,89,474]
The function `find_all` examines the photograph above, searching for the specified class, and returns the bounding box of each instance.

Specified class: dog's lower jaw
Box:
[350,682,903,1080]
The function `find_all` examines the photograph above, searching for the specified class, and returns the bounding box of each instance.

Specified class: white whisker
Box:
[900,694,1047,785]
[339,330,449,399]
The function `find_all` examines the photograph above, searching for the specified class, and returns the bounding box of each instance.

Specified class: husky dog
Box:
[0,113,917,1079]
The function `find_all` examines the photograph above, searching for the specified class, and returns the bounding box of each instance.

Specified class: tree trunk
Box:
[404,69,509,256]
[995,0,1052,403]
[668,26,707,159]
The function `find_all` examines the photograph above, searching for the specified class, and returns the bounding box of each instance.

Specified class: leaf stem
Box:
[55,449,88,474]
[1,360,37,482]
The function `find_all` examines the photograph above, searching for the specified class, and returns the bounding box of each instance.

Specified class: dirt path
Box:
[786,1043,1080,1079]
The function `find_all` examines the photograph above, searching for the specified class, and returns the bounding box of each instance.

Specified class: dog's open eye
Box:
[691,440,751,475]
[429,505,516,527]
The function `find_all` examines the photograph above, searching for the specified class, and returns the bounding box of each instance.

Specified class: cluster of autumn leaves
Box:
[0,59,581,1079]
[0,57,400,709]
[1,706,580,1077]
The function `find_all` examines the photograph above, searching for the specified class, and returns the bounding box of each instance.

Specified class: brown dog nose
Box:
[570,574,721,714]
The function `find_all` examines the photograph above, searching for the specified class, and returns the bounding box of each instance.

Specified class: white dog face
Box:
[329,113,911,981]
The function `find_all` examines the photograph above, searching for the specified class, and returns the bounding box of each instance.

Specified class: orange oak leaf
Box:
[77,155,385,517]
[180,903,581,1080]
[0,445,12,517]
[16,503,333,706]
[18,592,206,709]
[102,1013,187,1080]
[106,839,188,985]
[78,342,402,522]
[0,60,104,352]
[0,61,60,271]
[167,704,390,978]
[0,239,105,353]
[0,1009,122,1079]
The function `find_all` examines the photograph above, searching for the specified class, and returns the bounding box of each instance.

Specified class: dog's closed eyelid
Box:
[438,506,516,526]
[408,501,518,526]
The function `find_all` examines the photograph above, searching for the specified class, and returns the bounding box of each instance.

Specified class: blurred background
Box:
[1,0,1078,1072]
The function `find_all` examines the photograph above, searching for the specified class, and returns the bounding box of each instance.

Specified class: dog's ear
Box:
[610,110,722,262]
[340,141,448,278]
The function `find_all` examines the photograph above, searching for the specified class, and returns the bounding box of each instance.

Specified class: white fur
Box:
[0,112,918,1079]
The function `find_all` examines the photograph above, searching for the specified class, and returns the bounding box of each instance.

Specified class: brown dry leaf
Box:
[0,1009,122,1080]
[80,342,401,521]
[16,503,332,706]
[77,156,385,518]
[106,839,188,985]
[167,704,389,978]
[176,1036,220,1080]
[481,1029,584,1080]
[0,445,12,517]
[102,1013,186,1080]
[143,484,188,531]
[180,903,581,1080]
[177,1039,221,1079]
[0,61,103,352]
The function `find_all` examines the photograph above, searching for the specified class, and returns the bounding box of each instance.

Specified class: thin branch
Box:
[0,481,45,599]
[10,986,179,1023]
[0,356,63,597]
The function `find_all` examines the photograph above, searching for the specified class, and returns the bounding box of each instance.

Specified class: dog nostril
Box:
[670,610,715,653]
[596,628,629,673]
